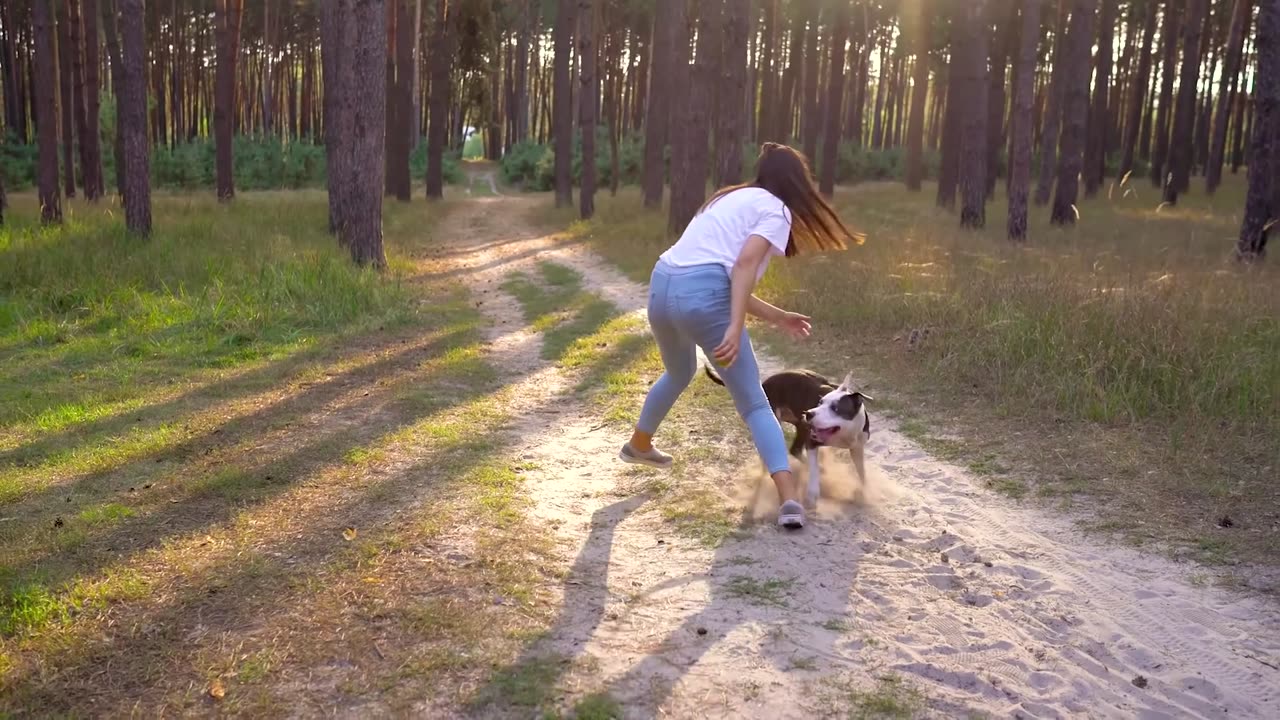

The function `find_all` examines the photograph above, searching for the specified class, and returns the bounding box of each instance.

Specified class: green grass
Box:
[0,191,572,716]
[724,576,795,607]
[550,178,1280,568]
[839,674,926,719]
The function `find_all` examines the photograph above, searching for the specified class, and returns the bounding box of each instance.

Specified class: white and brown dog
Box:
[704,366,872,508]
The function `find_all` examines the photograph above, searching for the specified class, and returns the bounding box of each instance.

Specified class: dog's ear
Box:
[839,372,855,391]
[854,391,874,403]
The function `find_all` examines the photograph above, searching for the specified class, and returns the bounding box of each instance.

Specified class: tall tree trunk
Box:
[1051,0,1099,225]
[1035,0,1071,205]
[553,0,576,207]
[757,0,779,142]
[425,0,454,199]
[80,0,103,199]
[214,0,243,202]
[411,0,423,148]
[339,0,388,266]
[669,2,714,235]
[819,1,849,197]
[1151,0,1183,187]
[1208,0,1252,193]
[578,0,597,219]
[1237,0,1278,262]
[779,8,805,141]
[870,32,889,148]
[59,0,77,199]
[904,0,931,191]
[1120,0,1158,179]
[101,0,125,195]
[1083,0,1116,196]
[386,0,412,200]
[801,1,821,160]
[119,0,150,235]
[642,0,686,208]
[1009,0,1043,242]
[69,0,92,199]
[513,0,531,145]
[986,1,1014,199]
[35,0,64,223]
[958,0,990,228]
[715,0,750,187]
[302,35,315,139]
[1231,69,1252,173]
[321,0,347,226]
[937,72,960,208]
[1163,0,1206,204]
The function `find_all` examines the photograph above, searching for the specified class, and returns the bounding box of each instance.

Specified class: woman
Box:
[620,143,860,529]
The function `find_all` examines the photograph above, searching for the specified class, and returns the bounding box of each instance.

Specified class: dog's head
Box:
[803,373,873,447]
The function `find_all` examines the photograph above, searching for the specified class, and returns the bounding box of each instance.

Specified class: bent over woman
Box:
[620,143,860,529]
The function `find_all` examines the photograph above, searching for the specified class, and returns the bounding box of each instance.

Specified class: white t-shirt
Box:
[659,187,792,280]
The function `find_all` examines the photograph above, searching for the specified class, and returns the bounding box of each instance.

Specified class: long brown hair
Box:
[700,142,865,257]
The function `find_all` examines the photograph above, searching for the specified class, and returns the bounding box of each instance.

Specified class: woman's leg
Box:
[624,271,696,466]
[710,329,800,510]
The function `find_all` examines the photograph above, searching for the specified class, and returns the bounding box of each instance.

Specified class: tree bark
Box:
[338,0,387,267]
[80,0,103,200]
[757,0,779,143]
[59,0,77,199]
[386,0,413,200]
[69,0,92,199]
[1163,0,1206,204]
[35,0,64,223]
[1035,0,1071,205]
[715,0,750,187]
[578,0,597,219]
[642,0,686,208]
[1083,0,1116,196]
[1151,0,1183,187]
[937,72,960,208]
[957,0,990,228]
[425,0,454,199]
[119,0,151,235]
[905,0,932,191]
[1051,0,1099,226]
[779,7,806,141]
[1208,0,1252,193]
[553,0,576,207]
[101,0,125,196]
[801,1,821,160]
[1009,0,1043,242]
[819,1,849,197]
[1237,0,1278,262]
[1120,0,1158,179]
[668,2,714,235]
[986,0,1015,199]
[871,32,889,149]
[214,0,243,202]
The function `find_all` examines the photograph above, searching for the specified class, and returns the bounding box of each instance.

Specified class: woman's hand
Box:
[775,311,812,340]
[713,327,742,367]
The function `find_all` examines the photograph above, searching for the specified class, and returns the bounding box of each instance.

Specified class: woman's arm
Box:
[747,294,784,323]
[714,235,773,366]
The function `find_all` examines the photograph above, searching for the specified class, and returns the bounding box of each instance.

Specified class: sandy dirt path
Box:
[428,192,1280,720]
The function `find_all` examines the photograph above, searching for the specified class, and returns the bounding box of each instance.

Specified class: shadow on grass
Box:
[0,326,486,612]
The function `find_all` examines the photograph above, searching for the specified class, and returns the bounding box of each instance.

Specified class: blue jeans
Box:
[636,261,791,475]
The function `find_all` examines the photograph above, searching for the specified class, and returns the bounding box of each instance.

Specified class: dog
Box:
[703,365,872,507]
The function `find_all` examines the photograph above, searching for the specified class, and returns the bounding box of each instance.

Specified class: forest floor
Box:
[1,175,1278,718]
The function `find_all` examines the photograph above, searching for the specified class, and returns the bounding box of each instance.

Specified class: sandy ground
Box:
[426,187,1280,719]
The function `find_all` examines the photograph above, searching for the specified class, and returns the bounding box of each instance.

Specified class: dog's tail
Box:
[703,364,726,387]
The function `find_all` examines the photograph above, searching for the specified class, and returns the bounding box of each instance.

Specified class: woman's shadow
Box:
[597,459,876,717]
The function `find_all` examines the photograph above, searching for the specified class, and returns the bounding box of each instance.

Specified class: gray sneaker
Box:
[619,443,673,469]
[778,500,805,529]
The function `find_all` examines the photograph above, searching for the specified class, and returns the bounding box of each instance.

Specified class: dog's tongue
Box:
[811,426,838,444]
